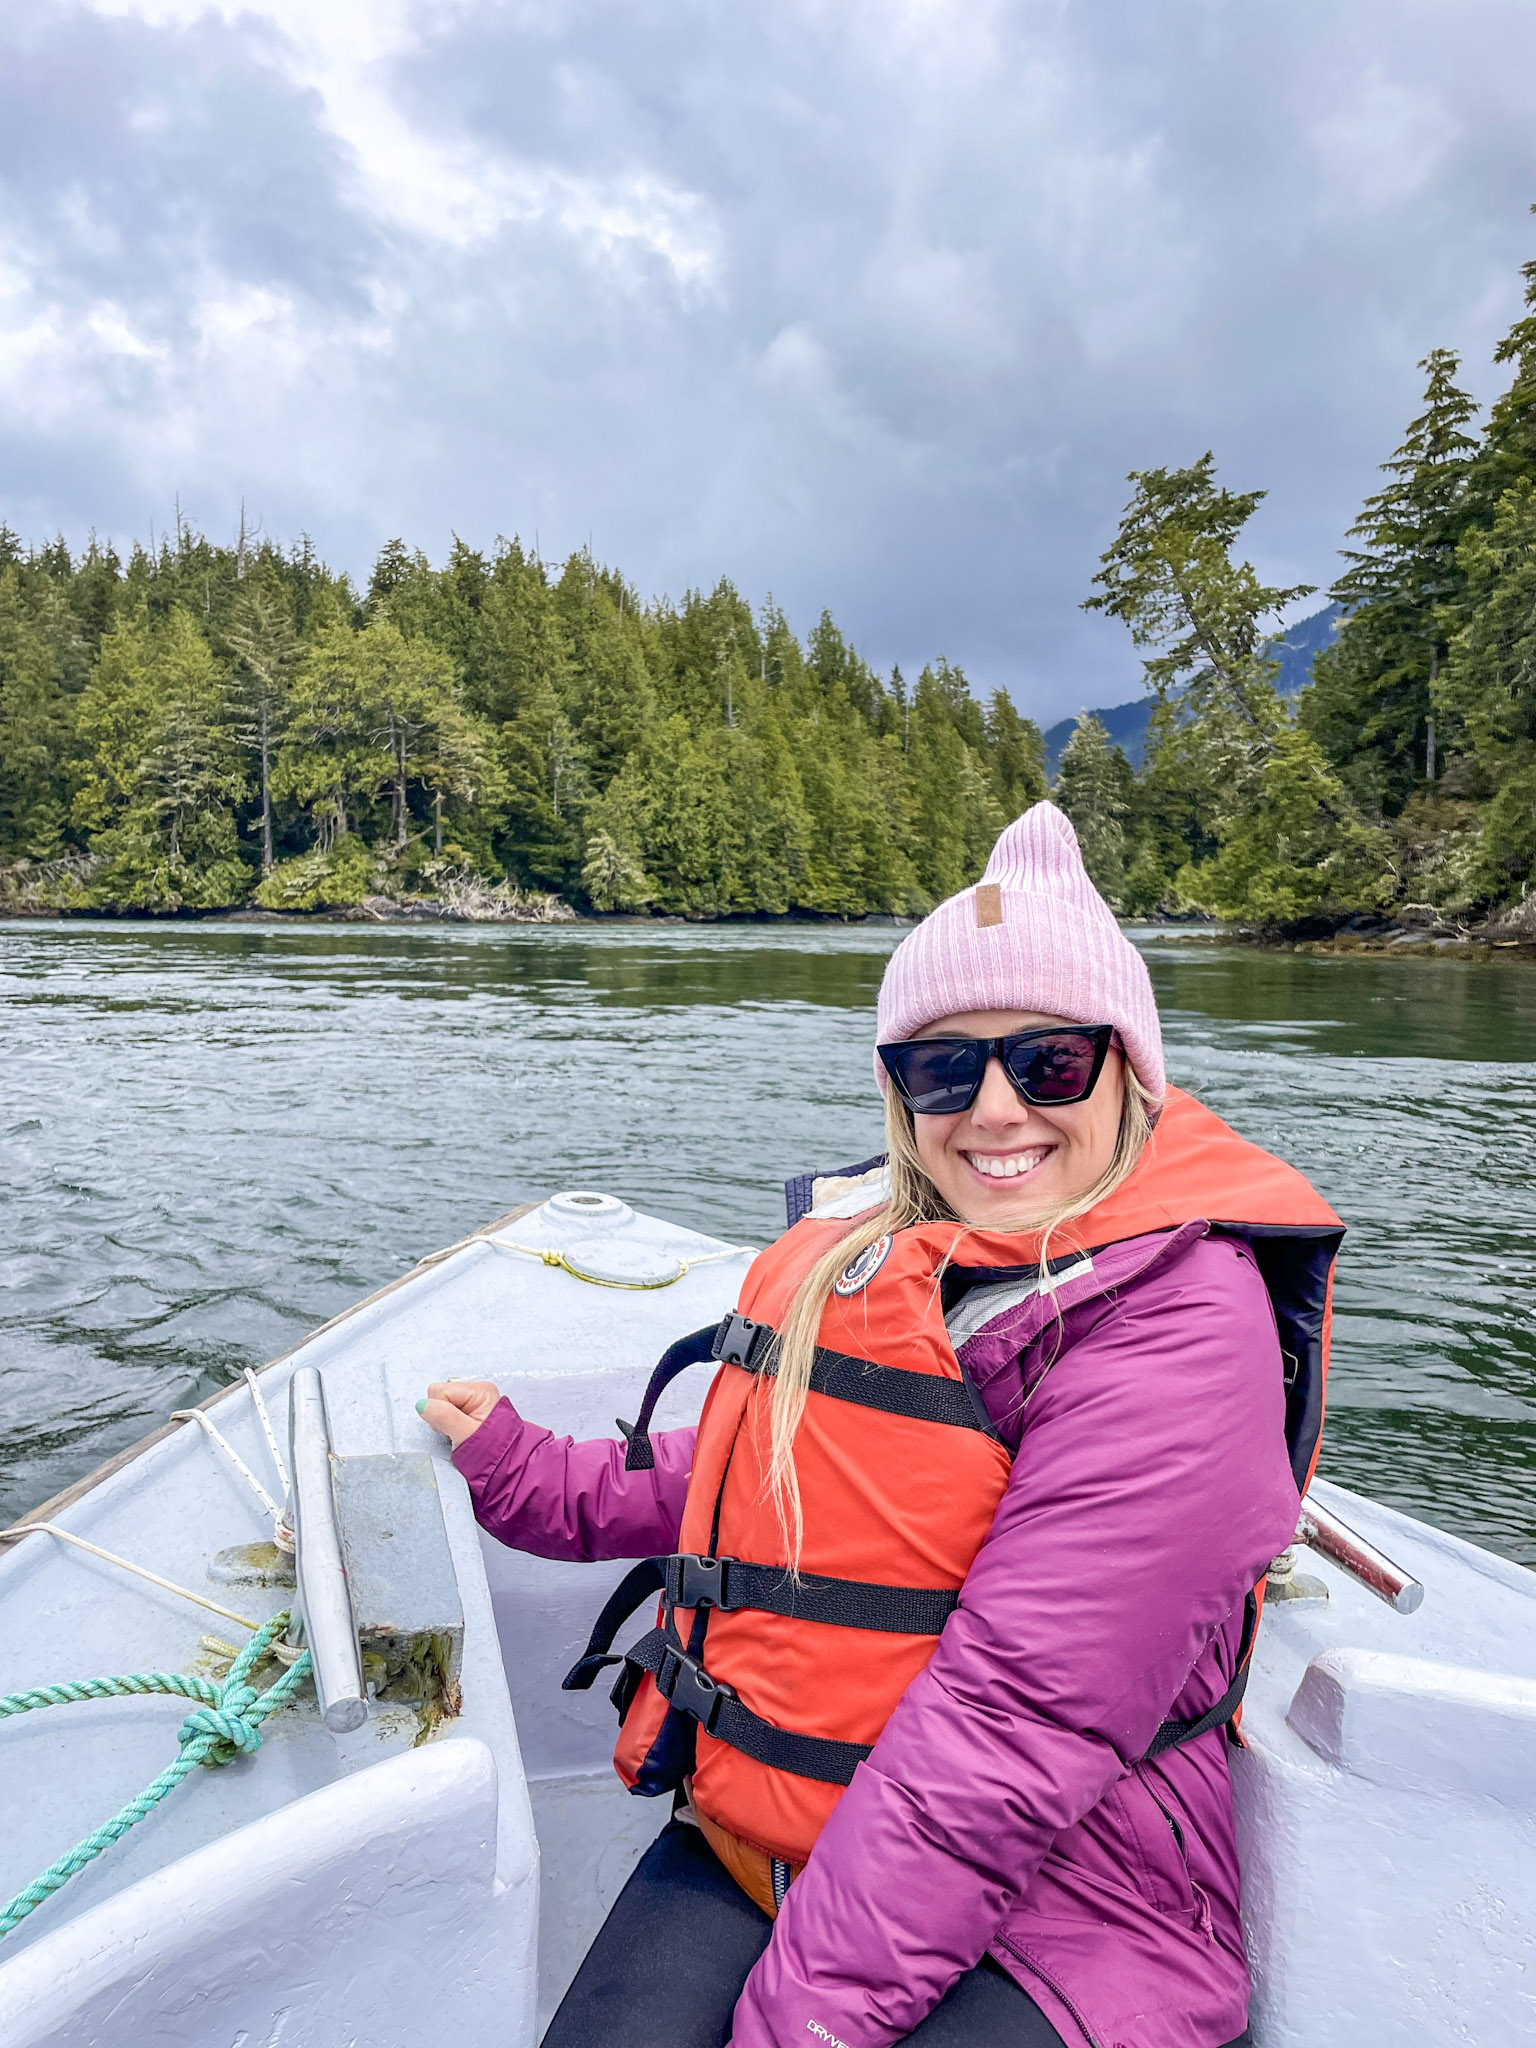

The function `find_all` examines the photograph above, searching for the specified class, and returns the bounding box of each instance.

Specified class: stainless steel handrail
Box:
[288,1367,368,1731]
[1297,1494,1424,1614]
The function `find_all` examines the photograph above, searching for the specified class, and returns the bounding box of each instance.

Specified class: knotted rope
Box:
[0,1611,312,1939]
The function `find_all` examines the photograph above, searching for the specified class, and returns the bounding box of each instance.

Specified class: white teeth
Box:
[970,1150,1048,1179]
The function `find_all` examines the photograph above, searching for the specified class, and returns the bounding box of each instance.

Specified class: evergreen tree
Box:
[1464,212,1536,528]
[580,758,656,910]
[1053,715,1133,905]
[1084,455,1383,924]
[270,619,391,855]
[905,663,1004,904]
[1184,727,1394,927]
[1122,696,1223,913]
[0,569,87,858]
[580,826,655,912]
[573,591,658,787]
[226,566,300,876]
[73,604,248,909]
[1304,350,1479,812]
[270,618,484,869]
[1083,456,1314,754]
[1436,480,1536,903]
[985,692,1049,818]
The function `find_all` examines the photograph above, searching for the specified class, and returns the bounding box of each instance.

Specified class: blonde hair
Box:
[765,1060,1159,1562]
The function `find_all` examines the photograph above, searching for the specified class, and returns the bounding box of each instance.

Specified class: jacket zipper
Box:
[1135,1763,1189,1861]
[994,1939,1104,2048]
[1133,1764,1218,1937]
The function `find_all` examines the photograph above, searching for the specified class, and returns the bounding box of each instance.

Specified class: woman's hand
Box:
[417,1380,501,1448]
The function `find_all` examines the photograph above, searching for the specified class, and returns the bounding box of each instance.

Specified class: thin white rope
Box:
[411,1228,492,1271]
[242,1368,290,1497]
[170,1408,282,1528]
[0,1523,260,1632]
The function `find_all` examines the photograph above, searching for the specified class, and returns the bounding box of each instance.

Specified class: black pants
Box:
[545,1820,1255,2048]
[545,1819,1061,2046]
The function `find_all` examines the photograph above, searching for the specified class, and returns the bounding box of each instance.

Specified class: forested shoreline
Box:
[3,233,1535,935]
[0,526,1055,922]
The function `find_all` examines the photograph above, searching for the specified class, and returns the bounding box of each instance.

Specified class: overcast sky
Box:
[2,2,1534,724]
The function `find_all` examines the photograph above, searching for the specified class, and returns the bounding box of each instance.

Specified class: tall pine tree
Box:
[1303,349,1479,812]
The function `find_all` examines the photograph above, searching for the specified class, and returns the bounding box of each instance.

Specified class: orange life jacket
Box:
[564,1086,1343,1867]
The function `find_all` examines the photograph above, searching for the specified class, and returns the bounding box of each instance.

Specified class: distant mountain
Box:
[1043,602,1344,775]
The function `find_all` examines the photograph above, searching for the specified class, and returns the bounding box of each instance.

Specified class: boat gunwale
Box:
[1,1201,544,1537]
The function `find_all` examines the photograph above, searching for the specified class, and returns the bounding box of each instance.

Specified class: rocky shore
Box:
[1145,900,1536,962]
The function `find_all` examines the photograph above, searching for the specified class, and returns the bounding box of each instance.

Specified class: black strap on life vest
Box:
[618,1311,996,1471]
[1144,1590,1260,1757]
[561,1556,671,1689]
[659,1553,960,1634]
[616,1323,726,1472]
[565,1575,1249,1785]
[616,1624,874,1787]
[561,1550,961,1693]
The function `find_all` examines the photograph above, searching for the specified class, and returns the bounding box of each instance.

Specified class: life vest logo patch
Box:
[833,1234,892,1296]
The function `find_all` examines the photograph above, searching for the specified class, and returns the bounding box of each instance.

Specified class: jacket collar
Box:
[956,1220,1212,1400]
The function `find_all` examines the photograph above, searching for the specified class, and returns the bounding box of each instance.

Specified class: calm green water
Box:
[3,921,1535,1562]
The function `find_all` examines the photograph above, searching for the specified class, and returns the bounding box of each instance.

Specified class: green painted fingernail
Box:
[415,1398,428,1415]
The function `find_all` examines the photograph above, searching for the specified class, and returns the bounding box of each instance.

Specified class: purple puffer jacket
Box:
[454,1222,1300,2048]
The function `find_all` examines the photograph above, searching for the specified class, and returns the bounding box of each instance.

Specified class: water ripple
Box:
[3,922,1534,1562]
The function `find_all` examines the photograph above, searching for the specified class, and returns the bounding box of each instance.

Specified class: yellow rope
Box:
[487,1241,756,1291]
[410,1219,755,1290]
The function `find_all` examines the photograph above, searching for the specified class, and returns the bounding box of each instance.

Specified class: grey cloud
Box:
[2,1,1535,721]
[0,12,373,312]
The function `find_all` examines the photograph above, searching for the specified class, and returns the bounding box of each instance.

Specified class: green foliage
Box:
[1289,216,1536,919]
[986,691,1049,818]
[1436,479,1536,899]
[71,603,250,911]
[254,837,375,911]
[1079,301,1536,928]
[1178,728,1393,927]
[1465,212,1536,528]
[1081,454,1336,920]
[906,663,1005,903]
[1438,480,1536,766]
[580,829,654,912]
[0,567,86,858]
[1083,454,1314,724]
[0,521,1049,919]
[1303,349,1479,814]
[225,565,300,877]
[1054,715,1133,905]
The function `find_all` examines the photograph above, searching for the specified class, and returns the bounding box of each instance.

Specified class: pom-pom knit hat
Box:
[875,801,1166,1103]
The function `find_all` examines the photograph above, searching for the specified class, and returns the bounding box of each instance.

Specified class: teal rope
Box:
[0,1611,313,1939]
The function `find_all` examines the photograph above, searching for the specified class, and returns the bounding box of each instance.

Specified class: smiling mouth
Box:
[962,1147,1054,1182]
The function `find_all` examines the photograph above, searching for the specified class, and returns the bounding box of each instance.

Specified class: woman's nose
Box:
[971,1056,1028,1127]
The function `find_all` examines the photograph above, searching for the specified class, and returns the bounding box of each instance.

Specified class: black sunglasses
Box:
[878,1025,1116,1117]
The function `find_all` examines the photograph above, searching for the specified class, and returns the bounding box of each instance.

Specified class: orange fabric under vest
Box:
[613,1086,1341,1866]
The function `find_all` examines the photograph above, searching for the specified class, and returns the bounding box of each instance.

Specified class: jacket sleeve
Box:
[730,1237,1300,2048]
[451,1399,695,1562]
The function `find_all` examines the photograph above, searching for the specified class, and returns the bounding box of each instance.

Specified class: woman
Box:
[423,803,1342,2048]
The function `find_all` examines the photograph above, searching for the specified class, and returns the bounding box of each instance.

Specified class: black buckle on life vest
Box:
[712,1312,773,1371]
[665,1553,741,1612]
[655,1643,737,1734]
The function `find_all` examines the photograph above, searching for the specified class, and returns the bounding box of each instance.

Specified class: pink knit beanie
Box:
[875,802,1165,1101]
